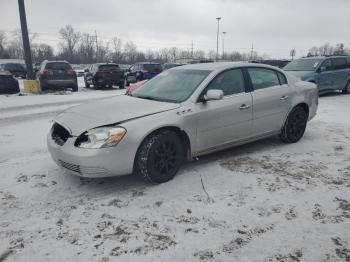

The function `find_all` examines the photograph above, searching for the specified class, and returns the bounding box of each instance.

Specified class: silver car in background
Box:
[47,63,318,183]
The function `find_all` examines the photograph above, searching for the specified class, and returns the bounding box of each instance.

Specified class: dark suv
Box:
[37,60,78,92]
[0,63,27,78]
[84,63,125,89]
[125,62,162,86]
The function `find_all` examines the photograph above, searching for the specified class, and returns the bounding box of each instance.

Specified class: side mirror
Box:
[204,89,224,101]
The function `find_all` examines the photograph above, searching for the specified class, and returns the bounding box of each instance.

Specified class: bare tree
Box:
[111,37,123,63]
[123,41,137,63]
[32,43,54,62]
[59,25,81,62]
[0,31,8,58]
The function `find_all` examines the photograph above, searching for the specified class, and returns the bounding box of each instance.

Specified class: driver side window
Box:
[321,59,332,71]
[207,69,245,96]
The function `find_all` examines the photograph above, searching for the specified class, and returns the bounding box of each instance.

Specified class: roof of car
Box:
[174,62,283,71]
[299,56,349,60]
[44,60,70,64]
[138,62,160,65]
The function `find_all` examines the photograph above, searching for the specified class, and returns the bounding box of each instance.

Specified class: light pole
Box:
[18,0,34,79]
[216,17,221,61]
[222,31,226,60]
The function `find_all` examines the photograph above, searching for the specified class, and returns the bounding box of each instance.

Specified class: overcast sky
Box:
[1,0,349,58]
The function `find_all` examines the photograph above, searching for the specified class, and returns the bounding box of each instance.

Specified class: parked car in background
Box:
[163,63,183,70]
[283,56,350,94]
[33,62,42,73]
[0,70,20,94]
[47,63,318,183]
[0,63,27,78]
[72,65,85,77]
[124,62,162,86]
[250,59,291,69]
[84,63,125,89]
[37,60,78,92]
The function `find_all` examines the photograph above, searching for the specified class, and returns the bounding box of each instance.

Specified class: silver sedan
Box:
[47,62,318,183]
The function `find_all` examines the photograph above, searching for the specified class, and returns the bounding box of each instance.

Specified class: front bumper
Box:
[47,132,136,178]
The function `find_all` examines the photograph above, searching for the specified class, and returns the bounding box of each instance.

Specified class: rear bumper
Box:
[95,77,123,85]
[41,79,77,87]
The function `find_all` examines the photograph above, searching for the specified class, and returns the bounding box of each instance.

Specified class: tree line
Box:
[0,25,349,65]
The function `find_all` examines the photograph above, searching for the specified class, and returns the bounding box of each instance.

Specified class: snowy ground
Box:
[0,84,349,262]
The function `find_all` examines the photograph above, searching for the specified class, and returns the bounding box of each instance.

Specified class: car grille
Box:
[59,160,80,174]
[51,123,71,146]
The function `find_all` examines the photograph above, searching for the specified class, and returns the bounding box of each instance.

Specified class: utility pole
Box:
[95,30,98,62]
[216,17,221,61]
[191,40,194,59]
[222,32,226,60]
[250,44,254,60]
[18,0,35,80]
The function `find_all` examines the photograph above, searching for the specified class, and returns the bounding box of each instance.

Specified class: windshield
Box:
[4,63,26,71]
[283,59,322,71]
[46,62,71,70]
[131,69,211,103]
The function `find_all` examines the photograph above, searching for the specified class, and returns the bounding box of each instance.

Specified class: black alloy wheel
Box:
[135,130,184,183]
[280,106,308,143]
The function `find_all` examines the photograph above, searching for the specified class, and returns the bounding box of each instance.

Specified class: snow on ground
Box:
[0,90,349,262]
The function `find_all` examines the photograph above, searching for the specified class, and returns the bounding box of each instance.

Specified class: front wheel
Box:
[280,106,308,143]
[134,130,184,183]
[342,80,350,94]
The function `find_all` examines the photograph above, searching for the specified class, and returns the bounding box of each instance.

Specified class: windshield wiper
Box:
[133,95,177,103]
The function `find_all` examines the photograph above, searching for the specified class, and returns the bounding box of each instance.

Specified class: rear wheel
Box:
[134,130,184,183]
[84,79,90,88]
[72,84,78,92]
[280,106,308,143]
[119,80,125,89]
[342,80,350,94]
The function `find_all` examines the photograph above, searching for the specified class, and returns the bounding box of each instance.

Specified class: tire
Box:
[72,84,78,92]
[342,80,350,94]
[280,106,308,143]
[134,130,185,183]
[124,78,130,87]
[119,80,125,89]
[84,79,90,88]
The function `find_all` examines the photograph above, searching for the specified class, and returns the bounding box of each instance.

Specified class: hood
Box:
[284,70,314,80]
[55,95,180,136]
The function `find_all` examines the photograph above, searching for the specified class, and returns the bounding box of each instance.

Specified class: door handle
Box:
[239,104,250,110]
[280,95,289,100]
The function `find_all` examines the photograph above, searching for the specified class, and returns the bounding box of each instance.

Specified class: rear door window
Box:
[247,68,281,90]
[277,72,288,85]
[332,58,348,70]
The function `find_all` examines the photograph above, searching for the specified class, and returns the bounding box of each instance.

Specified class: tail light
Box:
[68,69,76,77]
[42,69,53,76]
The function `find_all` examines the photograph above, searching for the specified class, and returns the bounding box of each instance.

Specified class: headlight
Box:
[76,127,126,149]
